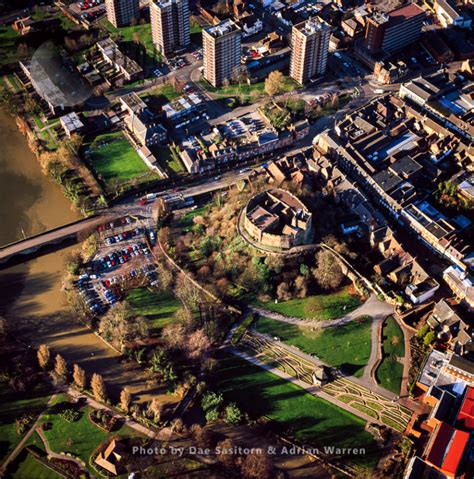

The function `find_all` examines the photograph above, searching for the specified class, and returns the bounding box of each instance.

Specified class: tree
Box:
[185,329,211,360]
[423,331,436,347]
[276,281,292,301]
[37,344,50,370]
[73,364,86,389]
[91,373,107,403]
[217,438,237,468]
[312,250,344,290]
[120,388,132,412]
[416,324,429,338]
[174,274,201,309]
[241,450,273,479]
[53,354,67,380]
[148,398,162,422]
[201,391,224,412]
[294,275,308,298]
[224,403,242,425]
[265,70,285,97]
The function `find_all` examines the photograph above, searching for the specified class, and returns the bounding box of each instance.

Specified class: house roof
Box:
[456,387,474,430]
[441,428,469,475]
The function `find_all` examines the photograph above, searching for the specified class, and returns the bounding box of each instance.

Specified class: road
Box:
[0,169,253,262]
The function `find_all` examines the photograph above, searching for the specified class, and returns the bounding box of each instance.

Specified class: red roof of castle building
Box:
[457,387,474,430]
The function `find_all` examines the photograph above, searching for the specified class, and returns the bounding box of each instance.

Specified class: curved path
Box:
[36,428,90,475]
[250,293,394,329]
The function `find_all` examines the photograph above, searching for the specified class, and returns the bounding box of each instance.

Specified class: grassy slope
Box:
[252,287,361,321]
[0,26,19,67]
[11,453,62,479]
[102,20,154,53]
[256,316,372,378]
[215,354,380,468]
[0,381,51,463]
[376,317,405,394]
[89,132,149,185]
[127,287,181,335]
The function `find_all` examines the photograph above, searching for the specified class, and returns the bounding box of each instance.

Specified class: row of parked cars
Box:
[104,227,143,246]
[96,242,151,271]
[97,216,134,233]
[76,275,107,315]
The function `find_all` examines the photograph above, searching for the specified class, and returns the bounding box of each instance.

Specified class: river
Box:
[0,109,161,403]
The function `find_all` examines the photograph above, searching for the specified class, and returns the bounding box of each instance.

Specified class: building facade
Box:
[290,17,330,85]
[203,19,241,87]
[364,3,425,54]
[105,0,139,27]
[150,0,190,58]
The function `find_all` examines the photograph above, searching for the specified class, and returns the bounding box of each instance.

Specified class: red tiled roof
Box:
[456,387,474,430]
[427,422,453,467]
[442,429,469,475]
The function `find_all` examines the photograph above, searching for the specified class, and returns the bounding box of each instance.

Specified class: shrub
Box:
[224,403,242,425]
[59,408,81,422]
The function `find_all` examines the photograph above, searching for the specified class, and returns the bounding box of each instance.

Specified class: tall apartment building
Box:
[364,3,426,54]
[105,0,139,27]
[290,17,330,85]
[202,19,241,87]
[150,0,190,58]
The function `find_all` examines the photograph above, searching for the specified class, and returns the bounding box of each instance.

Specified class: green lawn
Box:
[252,287,362,321]
[102,20,154,54]
[375,317,405,394]
[0,380,51,463]
[150,145,184,175]
[127,287,181,335]
[176,206,209,232]
[40,394,137,464]
[255,316,372,378]
[215,354,380,468]
[89,131,150,189]
[200,76,298,102]
[0,26,21,67]
[11,451,62,479]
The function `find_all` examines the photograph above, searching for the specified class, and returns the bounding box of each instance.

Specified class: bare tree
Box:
[120,388,132,413]
[73,364,86,390]
[312,250,344,290]
[37,344,50,370]
[241,450,273,479]
[265,70,285,97]
[91,373,107,403]
[54,354,67,381]
[185,329,211,360]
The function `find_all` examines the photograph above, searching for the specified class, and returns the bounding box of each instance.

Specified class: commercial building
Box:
[150,0,190,58]
[203,19,241,87]
[364,3,426,54]
[290,17,330,85]
[434,0,471,29]
[97,38,143,82]
[105,0,139,27]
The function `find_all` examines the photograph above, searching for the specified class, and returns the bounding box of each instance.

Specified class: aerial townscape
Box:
[0,0,473,478]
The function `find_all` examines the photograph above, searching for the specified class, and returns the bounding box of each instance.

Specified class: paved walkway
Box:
[0,394,57,475]
[36,428,90,475]
[66,387,173,441]
[250,293,394,329]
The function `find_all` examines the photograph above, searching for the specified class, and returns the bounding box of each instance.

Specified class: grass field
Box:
[376,317,405,394]
[89,132,150,189]
[41,394,137,464]
[215,354,380,468]
[252,287,362,321]
[149,145,184,175]
[11,451,62,479]
[0,380,51,463]
[102,20,154,54]
[200,76,298,102]
[255,316,372,378]
[175,206,209,232]
[127,287,181,335]
[0,26,20,67]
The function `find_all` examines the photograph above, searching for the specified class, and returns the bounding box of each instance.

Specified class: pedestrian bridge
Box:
[0,215,113,268]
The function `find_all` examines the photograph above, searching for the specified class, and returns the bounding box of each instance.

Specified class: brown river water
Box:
[0,109,158,402]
